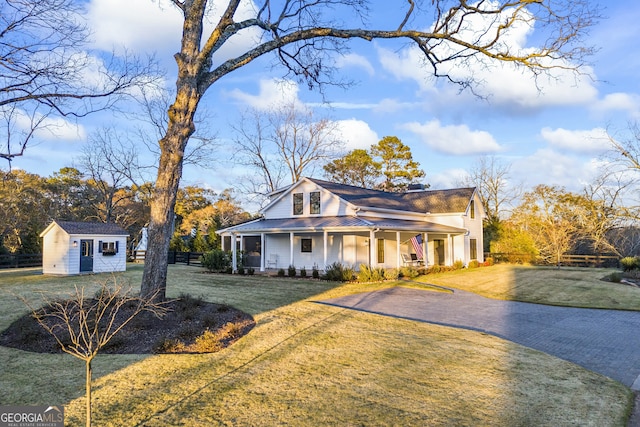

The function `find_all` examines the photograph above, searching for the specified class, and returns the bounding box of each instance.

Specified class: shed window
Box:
[293,193,303,215]
[100,241,118,255]
[301,238,312,253]
[310,191,321,214]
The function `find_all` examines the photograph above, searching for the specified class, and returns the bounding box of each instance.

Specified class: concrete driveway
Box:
[319,286,640,389]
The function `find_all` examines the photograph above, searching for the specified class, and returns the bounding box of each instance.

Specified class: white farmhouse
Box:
[40,221,129,275]
[217,177,484,272]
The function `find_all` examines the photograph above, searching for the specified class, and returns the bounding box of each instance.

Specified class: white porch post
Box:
[396,231,401,269]
[422,232,428,267]
[323,230,328,270]
[289,231,295,267]
[448,234,454,265]
[369,229,376,267]
[231,233,237,272]
[260,233,265,272]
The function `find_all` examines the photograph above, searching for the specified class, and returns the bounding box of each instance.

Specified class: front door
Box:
[80,239,94,272]
[434,239,445,266]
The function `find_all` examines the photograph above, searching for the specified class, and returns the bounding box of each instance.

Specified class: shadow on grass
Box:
[0,263,346,407]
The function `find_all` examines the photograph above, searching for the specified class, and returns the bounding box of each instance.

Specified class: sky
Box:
[8,0,640,212]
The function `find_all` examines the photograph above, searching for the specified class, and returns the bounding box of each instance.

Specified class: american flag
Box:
[410,234,424,260]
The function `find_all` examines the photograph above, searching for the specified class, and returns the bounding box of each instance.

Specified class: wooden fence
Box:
[487,253,619,268]
[129,250,204,266]
[0,253,42,269]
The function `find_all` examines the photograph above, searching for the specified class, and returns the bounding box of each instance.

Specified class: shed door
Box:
[80,239,94,272]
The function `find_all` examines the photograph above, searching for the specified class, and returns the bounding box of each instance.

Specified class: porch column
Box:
[231,232,237,273]
[396,231,401,269]
[422,233,429,267]
[369,229,376,267]
[323,230,328,270]
[448,234,453,266]
[289,232,295,267]
[260,233,265,272]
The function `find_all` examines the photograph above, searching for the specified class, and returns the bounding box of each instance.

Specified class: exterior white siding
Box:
[41,221,128,275]
[92,236,127,273]
[263,180,353,219]
[42,226,71,275]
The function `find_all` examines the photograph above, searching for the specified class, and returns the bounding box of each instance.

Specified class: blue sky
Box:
[10,0,640,210]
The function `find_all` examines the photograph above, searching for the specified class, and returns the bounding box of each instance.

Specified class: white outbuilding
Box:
[40,221,129,275]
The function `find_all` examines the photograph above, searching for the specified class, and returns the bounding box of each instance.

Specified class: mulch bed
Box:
[0,296,255,354]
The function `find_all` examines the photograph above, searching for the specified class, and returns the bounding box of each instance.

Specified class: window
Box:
[293,193,303,215]
[99,241,118,256]
[377,239,385,263]
[470,239,478,260]
[470,200,475,219]
[301,238,312,253]
[310,191,321,214]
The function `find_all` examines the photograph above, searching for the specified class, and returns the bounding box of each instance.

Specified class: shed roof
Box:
[42,221,128,237]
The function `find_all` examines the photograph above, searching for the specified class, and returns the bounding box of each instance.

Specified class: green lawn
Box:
[422,264,640,310]
[0,264,634,426]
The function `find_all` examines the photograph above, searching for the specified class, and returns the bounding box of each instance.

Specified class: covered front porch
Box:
[218,217,467,273]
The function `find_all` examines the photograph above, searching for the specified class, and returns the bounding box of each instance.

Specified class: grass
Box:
[0,264,634,426]
[421,264,640,310]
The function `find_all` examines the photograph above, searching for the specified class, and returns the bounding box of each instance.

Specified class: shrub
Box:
[468,260,480,269]
[324,262,355,282]
[428,264,442,274]
[620,256,640,272]
[277,268,285,277]
[288,265,297,277]
[300,266,307,277]
[399,266,419,279]
[312,266,320,279]
[608,272,623,283]
[247,267,255,275]
[357,264,386,282]
[453,260,464,270]
[384,268,399,280]
[484,257,494,267]
[201,249,231,272]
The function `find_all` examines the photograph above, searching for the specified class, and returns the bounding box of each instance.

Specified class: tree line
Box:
[0,167,250,255]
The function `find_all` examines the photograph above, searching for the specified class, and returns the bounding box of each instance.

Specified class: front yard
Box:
[0,264,634,426]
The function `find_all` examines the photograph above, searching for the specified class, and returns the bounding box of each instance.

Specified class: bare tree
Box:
[232,101,342,203]
[22,278,169,427]
[142,0,599,301]
[77,127,143,223]
[462,156,521,222]
[0,0,159,165]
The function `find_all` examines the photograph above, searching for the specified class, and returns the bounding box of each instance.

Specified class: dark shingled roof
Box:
[306,178,475,214]
[54,221,128,236]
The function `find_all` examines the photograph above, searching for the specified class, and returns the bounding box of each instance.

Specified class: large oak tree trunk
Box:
[141,84,201,302]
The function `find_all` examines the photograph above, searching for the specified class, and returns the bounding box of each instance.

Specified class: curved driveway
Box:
[319,286,640,389]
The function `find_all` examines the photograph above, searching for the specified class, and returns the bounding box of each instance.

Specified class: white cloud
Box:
[592,93,640,117]
[85,0,261,66]
[511,148,600,191]
[336,53,375,76]
[540,127,610,154]
[225,79,302,110]
[86,0,182,54]
[333,119,379,151]
[377,2,598,109]
[402,119,501,155]
[429,168,469,189]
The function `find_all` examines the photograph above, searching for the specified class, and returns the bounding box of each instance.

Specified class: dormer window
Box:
[310,191,321,214]
[293,193,303,215]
